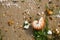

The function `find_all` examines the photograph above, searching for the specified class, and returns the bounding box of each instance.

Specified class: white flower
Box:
[47,30,52,35]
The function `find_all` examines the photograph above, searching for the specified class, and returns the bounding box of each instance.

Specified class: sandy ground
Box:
[0,0,60,40]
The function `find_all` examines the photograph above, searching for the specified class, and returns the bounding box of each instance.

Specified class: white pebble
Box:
[24,24,30,29]
[24,20,28,24]
[6,3,11,7]
[47,30,52,35]
[24,20,30,29]
[56,29,59,34]
[56,15,60,18]
[42,12,44,14]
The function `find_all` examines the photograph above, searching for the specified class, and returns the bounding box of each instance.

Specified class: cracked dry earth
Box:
[0,0,60,40]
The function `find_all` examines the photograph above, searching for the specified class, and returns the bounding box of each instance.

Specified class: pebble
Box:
[56,15,60,18]
[47,9,53,15]
[27,11,30,15]
[25,9,30,16]
[15,22,19,27]
[24,24,30,29]
[49,16,53,20]
[56,29,60,34]
[58,24,60,27]
[47,30,52,35]
[37,6,40,9]
[12,0,18,3]
[48,0,52,4]
[8,20,14,26]
[6,3,11,7]
[17,25,23,29]
[20,25,23,28]
[37,12,41,16]
[24,20,28,24]
[23,20,30,29]
[42,12,44,15]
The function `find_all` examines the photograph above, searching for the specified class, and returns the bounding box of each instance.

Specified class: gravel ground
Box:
[0,0,60,40]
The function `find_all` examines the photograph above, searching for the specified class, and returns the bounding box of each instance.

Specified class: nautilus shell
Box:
[32,17,45,30]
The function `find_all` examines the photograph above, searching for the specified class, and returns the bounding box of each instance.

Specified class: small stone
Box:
[49,16,53,20]
[6,3,11,7]
[56,29,60,34]
[58,24,60,27]
[37,12,41,16]
[20,25,23,28]
[27,11,30,15]
[42,12,44,15]
[23,20,30,29]
[37,6,40,9]
[12,0,18,3]
[16,22,19,26]
[8,20,14,26]
[21,0,25,3]
[46,9,53,15]
[47,30,52,35]
[28,16,33,23]
[38,7,40,9]
[48,0,52,4]
[24,25,30,29]
[56,15,60,18]
[24,20,28,24]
